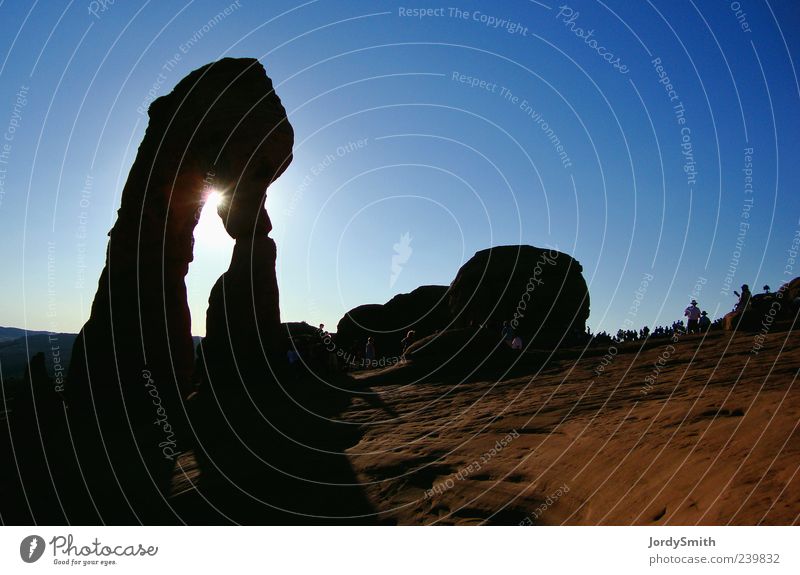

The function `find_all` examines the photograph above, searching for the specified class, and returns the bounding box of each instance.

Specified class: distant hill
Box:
[0,329,77,380]
[0,328,204,381]
[0,326,51,344]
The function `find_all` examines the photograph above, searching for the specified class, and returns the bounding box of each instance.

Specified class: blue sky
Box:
[0,0,798,336]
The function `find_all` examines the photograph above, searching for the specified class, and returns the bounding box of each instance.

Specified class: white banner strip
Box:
[1,526,798,574]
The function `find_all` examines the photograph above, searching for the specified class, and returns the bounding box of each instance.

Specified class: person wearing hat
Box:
[684,299,701,333]
[698,310,711,332]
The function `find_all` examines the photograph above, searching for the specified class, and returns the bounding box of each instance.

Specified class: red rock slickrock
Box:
[343,326,800,525]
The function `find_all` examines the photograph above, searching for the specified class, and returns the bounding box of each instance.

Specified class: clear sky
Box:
[0,0,798,337]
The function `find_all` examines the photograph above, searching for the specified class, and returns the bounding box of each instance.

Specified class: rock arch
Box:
[66,58,293,521]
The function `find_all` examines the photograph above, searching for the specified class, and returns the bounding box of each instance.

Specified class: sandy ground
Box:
[340,327,800,525]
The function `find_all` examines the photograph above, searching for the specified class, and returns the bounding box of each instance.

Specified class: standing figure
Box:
[699,311,711,332]
[733,284,752,312]
[684,300,701,333]
[401,330,416,355]
[365,337,376,366]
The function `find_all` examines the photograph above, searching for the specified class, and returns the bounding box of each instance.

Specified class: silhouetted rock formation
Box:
[167,60,375,524]
[202,235,285,388]
[447,245,590,345]
[65,58,293,522]
[335,246,591,360]
[336,285,450,358]
[283,321,322,338]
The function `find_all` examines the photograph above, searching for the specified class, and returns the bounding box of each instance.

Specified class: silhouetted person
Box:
[501,321,514,347]
[511,335,523,350]
[401,330,416,354]
[699,311,711,332]
[684,299,701,333]
[734,284,752,312]
[365,337,375,365]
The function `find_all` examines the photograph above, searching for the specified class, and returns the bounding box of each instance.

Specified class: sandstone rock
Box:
[446,245,589,346]
[336,246,591,359]
[201,235,284,391]
[66,58,293,521]
[283,321,322,339]
[335,285,450,359]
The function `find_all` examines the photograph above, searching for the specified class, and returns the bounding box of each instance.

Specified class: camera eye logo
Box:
[20,535,46,563]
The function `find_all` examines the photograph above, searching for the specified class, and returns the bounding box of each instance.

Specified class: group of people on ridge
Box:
[296,282,779,372]
[683,283,756,334]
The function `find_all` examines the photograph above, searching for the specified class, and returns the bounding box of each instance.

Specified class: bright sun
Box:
[194,191,232,247]
[187,190,234,336]
[205,190,221,210]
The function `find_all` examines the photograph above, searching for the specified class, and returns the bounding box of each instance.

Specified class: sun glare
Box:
[187,189,234,335]
[194,190,232,247]
[205,190,221,210]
